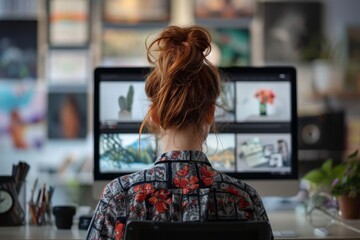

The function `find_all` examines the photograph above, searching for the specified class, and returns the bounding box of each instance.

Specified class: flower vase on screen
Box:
[255,89,275,117]
[260,102,267,116]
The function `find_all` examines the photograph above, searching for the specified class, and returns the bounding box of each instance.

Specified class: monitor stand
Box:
[243,179,303,212]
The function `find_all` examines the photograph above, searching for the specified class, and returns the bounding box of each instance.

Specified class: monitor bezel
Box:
[93,66,298,181]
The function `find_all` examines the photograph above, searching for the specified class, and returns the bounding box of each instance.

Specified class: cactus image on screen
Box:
[118,85,134,120]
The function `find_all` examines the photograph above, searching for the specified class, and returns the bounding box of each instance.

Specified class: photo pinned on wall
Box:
[101,28,161,66]
[0,81,46,149]
[208,28,250,67]
[236,133,291,171]
[263,1,323,63]
[194,0,255,20]
[47,92,88,139]
[235,81,291,122]
[0,20,37,80]
[99,133,157,173]
[47,49,89,85]
[100,81,149,126]
[205,133,236,172]
[102,0,170,24]
[215,82,235,122]
[345,26,360,92]
[47,0,90,47]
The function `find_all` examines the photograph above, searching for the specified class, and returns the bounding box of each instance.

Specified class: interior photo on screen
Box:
[100,81,148,125]
[236,133,291,172]
[99,133,157,173]
[205,133,236,172]
[235,81,291,122]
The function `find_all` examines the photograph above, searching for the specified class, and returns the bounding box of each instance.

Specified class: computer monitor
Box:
[93,67,299,199]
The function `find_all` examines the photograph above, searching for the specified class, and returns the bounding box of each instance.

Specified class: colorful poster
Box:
[47,92,88,139]
[0,81,45,149]
[0,20,37,80]
[49,0,89,46]
[263,1,323,63]
[103,0,170,24]
[195,0,254,19]
[209,28,250,67]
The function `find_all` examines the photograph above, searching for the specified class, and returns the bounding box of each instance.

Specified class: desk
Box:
[269,210,360,239]
[0,210,359,240]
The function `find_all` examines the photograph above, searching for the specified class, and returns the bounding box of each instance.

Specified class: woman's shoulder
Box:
[105,168,151,194]
[216,172,262,198]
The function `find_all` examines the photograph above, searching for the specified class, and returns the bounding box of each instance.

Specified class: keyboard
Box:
[273,230,297,237]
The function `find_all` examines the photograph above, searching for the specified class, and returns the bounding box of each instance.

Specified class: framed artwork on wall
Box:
[263,1,323,63]
[209,28,250,67]
[101,28,161,66]
[47,49,89,85]
[194,0,255,20]
[102,0,170,24]
[345,26,360,92]
[47,91,88,140]
[0,81,46,149]
[0,20,37,80]
[47,0,90,47]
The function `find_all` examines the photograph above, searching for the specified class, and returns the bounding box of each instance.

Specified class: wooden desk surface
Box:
[0,210,359,240]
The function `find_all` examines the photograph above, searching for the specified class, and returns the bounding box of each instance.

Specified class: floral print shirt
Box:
[86,150,272,240]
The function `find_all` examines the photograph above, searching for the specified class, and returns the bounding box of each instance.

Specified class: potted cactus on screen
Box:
[118,85,134,120]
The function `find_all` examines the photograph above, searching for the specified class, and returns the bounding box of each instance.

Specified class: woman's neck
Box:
[160,125,206,152]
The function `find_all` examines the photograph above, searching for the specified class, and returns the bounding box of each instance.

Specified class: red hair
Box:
[140,25,221,146]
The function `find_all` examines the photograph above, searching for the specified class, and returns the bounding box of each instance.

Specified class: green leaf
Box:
[332,164,345,179]
[303,169,325,184]
[321,159,333,175]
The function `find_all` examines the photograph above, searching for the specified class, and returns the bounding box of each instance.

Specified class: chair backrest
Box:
[124,220,272,240]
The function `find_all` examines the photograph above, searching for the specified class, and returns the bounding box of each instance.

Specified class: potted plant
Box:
[303,149,360,219]
[118,85,134,120]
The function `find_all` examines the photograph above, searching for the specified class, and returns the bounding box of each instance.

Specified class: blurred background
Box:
[0,0,360,208]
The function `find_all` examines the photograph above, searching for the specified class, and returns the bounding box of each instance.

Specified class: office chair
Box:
[124,220,272,240]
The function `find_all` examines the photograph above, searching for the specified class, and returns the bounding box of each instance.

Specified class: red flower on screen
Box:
[254,89,276,104]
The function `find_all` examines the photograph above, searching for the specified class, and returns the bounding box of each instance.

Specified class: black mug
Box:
[52,205,76,229]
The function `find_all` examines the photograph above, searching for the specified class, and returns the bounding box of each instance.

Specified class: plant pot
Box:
[52,205,76,229]
[118,111,132,121]
[337,195,360,219]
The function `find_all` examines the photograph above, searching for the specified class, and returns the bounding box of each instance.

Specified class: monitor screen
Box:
[93,67,298,182]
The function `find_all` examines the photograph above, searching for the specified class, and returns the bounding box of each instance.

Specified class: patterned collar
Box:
[154,150,212,166]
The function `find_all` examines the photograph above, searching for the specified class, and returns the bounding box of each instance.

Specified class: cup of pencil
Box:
[12,161,30,225]
[28,178,55,226]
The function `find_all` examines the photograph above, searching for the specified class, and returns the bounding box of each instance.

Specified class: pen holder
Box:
[16,181,26,223]
[28,201,52,225]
